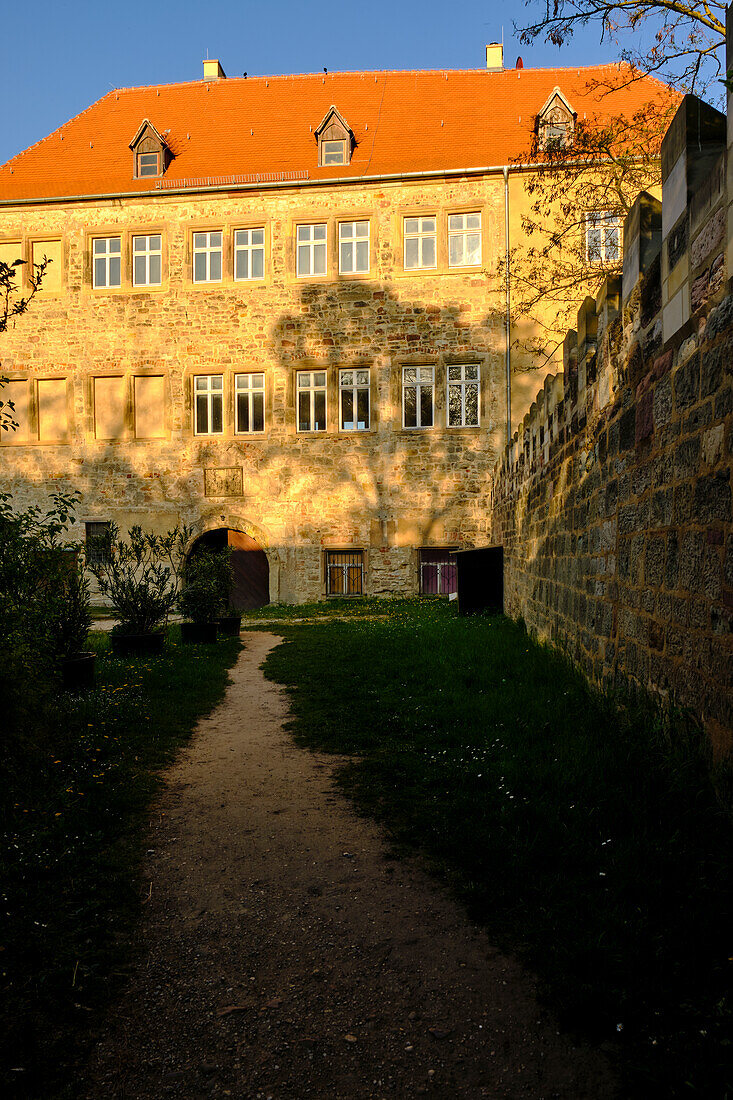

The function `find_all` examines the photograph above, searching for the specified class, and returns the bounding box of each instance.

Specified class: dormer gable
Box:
[314,106,354,167]
[129,119,171,179]
[536,88,576,149]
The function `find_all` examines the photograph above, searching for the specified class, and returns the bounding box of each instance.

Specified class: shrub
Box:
[50,552,93,657]
[89,523,190,635]
[178,549,228,624]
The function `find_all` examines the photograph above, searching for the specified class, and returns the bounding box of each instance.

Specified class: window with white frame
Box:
[585,212,622,264]
[194,374,223,435]
[92,237,121,288]
[402,366,434,429]
[297,224,327,277]
[326,550,364,595]
[339,220,369,274]
[448,212,482,267]
[234,228,265,281]
[447,364,480,427]
[339,369,370,430]
[297,370,327,431]
[193,231,223,283]
[404,215,437,270]
[235,373,265,433]
[132,234,162,286]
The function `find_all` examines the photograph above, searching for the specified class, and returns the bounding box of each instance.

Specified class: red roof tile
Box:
[0,65,670,201]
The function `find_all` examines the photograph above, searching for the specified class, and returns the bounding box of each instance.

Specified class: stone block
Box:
[690,205,726,268]
[635,389,654,446]
[693,469,732,523]
[653,372,673,428]
[703,424,725,466]
[645,534,666,587]
[672,355,700,410]
[618,405,636,452]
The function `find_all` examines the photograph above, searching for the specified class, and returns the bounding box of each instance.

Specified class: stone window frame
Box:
[193,373,225,436]
[0,236,26,287]
[295,222,329,279]
[338,219,370,275]
[90,373,132,442]
[132,233,163,288]
[285,213,377,283]
[92,235,122,290]
[395,202,487,277]
[295,368,328,432]
[83,226,168,295]
[322,548,368,597]
[132,372,170,442]
[192,229,224,284]
[403,214,438,271]
[338,367,371,431]
[28,235,65,295]
[0,374,73,447]
[233,226,267,283]
[401,364,435,430]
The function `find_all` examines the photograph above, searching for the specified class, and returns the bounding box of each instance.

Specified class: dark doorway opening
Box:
[191,528,269,611]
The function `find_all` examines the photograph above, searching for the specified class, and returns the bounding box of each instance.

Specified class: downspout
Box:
[503,166,512,446]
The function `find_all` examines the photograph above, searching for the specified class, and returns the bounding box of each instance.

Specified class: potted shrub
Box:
[178,549,226,643]
[52,551,95,691]
[89,523,189,656]
[210,548,241,636]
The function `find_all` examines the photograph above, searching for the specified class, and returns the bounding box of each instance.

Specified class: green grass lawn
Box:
[259,599,733,1099]
[0,626,242,1099]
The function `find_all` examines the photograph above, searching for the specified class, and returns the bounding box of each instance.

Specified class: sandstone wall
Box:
[491,94,733,753]
[0,176,508,601]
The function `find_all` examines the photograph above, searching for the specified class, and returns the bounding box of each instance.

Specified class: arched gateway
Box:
[190,528,270,611]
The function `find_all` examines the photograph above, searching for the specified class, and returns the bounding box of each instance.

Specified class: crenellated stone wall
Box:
[491,91,733,753]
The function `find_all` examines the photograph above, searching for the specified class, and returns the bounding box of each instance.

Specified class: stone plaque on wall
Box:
[204,467,244,498]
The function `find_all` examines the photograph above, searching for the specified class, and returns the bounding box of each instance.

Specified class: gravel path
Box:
[81,632,616,1099]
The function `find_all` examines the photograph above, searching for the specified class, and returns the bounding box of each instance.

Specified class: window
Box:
[297,370,327,432]
[447,364,480,427]
[234,228,265,281]
[94,377,126,440]
[133,234,162,286]
[402,366,434,429]
[326,550,364,595]
[586,212,622,264]
[134,375,166,439]
[339,221,369,274]
[37,379,68,441]
[448,213,481,267]
[235,373,265,433]
[194,375,223,435]
[137,151,161,177]
[404,216,437,270]
[86,521,111,566]
[339,369,370,430]
[193,231,223,283]
[32,240,63,291]
[323,140,346,165]
[297,224,327,277]
[0,380,29,442]
[93,237,121,288]
[419,549,457,595]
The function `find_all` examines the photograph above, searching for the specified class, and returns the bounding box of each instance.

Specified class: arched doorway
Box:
[191,528,270,610]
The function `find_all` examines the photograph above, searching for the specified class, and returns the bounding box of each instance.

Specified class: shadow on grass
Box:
[0,625,242,1099]
[262,599,733,1099]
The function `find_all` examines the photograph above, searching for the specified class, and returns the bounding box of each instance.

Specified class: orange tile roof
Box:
[0,65,669,202]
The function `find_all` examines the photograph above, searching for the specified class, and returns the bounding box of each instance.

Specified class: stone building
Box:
[0,51,661,605]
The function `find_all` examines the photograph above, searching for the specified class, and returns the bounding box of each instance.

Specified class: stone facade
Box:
[491,92,733,754]
[0,176,507,602]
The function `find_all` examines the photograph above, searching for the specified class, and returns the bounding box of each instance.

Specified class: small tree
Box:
[1,253,50,435]
[177,549,230,624]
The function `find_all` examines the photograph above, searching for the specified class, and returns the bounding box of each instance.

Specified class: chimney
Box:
[203,59,226,80]
[485,43,503,71]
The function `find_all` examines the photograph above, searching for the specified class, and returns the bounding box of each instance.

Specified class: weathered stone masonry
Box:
[491,92,733,753]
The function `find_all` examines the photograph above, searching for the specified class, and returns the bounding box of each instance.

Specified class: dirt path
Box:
[82,632,616,1100]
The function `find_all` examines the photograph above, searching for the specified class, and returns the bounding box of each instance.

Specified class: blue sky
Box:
[2,0,625,165]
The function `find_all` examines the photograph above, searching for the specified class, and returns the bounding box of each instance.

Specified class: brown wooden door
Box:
[227,530,269,610]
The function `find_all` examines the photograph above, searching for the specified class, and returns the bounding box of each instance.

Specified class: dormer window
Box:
[537,88,576,150]
[129,119,171,179]
[314,106,354,167]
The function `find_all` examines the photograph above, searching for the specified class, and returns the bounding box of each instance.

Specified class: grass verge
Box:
[0,626,241,1099]
[259,599,733,1098]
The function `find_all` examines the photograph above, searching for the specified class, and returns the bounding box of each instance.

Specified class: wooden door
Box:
[227,529,269,610]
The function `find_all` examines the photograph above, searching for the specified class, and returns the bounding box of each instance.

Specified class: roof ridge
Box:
[0,89,115,172]
[108,60,636,96]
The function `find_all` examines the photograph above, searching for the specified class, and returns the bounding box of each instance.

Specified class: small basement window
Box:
[326,550,364,595]
[86,521,111,566]
[419,549,457,595]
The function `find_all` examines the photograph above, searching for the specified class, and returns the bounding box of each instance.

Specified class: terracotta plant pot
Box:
[216,614,242,636]
[111,631,166,657]
[181,621,218,644]
[61,651,96,692]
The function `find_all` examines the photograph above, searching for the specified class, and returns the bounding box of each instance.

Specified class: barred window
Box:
[402,366,434,429]
[85,521,111,566]
[326,550,364,595]
[447,364,480,427]
[339,368,370,431]
[235,373,265,433]
[419,549,457,595]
